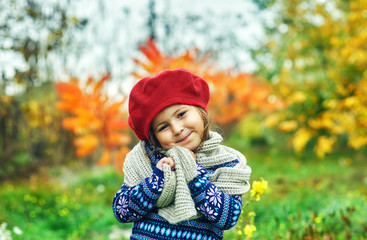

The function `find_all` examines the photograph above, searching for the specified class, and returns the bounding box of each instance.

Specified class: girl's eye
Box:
[158,125,168,132]
[178,111,186,118]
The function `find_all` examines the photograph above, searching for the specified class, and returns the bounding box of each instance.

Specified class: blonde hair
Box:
[148,106,211,150]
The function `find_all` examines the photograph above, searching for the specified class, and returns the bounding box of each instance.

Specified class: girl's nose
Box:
[172,122,183,135]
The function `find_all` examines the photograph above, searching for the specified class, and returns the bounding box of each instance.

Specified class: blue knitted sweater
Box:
[112,142,243,240]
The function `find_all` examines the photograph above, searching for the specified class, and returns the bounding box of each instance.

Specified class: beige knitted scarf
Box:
[123,132,252,224]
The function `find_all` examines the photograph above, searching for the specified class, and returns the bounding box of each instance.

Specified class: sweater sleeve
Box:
[188,164,243,230]
[112,167,165,223]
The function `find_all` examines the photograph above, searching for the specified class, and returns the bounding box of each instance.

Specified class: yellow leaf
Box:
[293,128,314,153]
[315,136,337,158]
[278,120,298,132]
[348,135,367,149]
[287,91,307,104]
[265,114,280,128]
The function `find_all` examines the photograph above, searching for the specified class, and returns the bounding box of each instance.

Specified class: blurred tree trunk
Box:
[148,0,156,40]
[0,97,20,172]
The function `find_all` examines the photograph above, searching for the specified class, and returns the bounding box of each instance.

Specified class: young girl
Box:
[112,68,251,240]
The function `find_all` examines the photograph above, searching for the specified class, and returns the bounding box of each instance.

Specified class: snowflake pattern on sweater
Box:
[112,142,243,240]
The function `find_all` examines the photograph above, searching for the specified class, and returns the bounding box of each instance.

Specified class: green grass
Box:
[224,143,367,239]
[0,146,366,239]
[0,166,132,240]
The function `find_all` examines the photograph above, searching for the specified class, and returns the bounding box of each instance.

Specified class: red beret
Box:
[128,68,210,140]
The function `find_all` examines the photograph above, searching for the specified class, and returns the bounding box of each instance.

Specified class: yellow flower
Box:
[250,178,269,201]
[244,224,257,238]
[248,211,256,217]
[314,214,324,223]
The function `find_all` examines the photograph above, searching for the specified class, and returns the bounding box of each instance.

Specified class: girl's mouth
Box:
[177,133,191,143]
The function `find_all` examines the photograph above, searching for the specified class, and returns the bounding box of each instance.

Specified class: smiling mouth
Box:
[177,133,191,143]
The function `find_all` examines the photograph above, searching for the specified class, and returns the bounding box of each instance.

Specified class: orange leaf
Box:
[62,117,86,132]
[104,132,131,148]
[140,38,164,64]
[73,106,96,120]
[98,150,111,165]
[131,71,144,79]
[55,82,82,102]
[86,76,93,86]
[107,120,129,130]
[105,101,125,117]
[93,73,111,93]
[56,74,131,166]
[73,134,99,157]
[132,59,152,73]
[114,146,130,174]
[55,102,78,112]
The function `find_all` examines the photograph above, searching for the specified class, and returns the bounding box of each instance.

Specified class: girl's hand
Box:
[156,157,175,171]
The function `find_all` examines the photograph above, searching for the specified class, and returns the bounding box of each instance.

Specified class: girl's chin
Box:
[179,142,200,151]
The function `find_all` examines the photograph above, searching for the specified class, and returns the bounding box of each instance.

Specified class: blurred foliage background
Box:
[0,0,366,239]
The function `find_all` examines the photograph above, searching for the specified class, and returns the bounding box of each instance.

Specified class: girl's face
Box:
[151,104,204,151]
